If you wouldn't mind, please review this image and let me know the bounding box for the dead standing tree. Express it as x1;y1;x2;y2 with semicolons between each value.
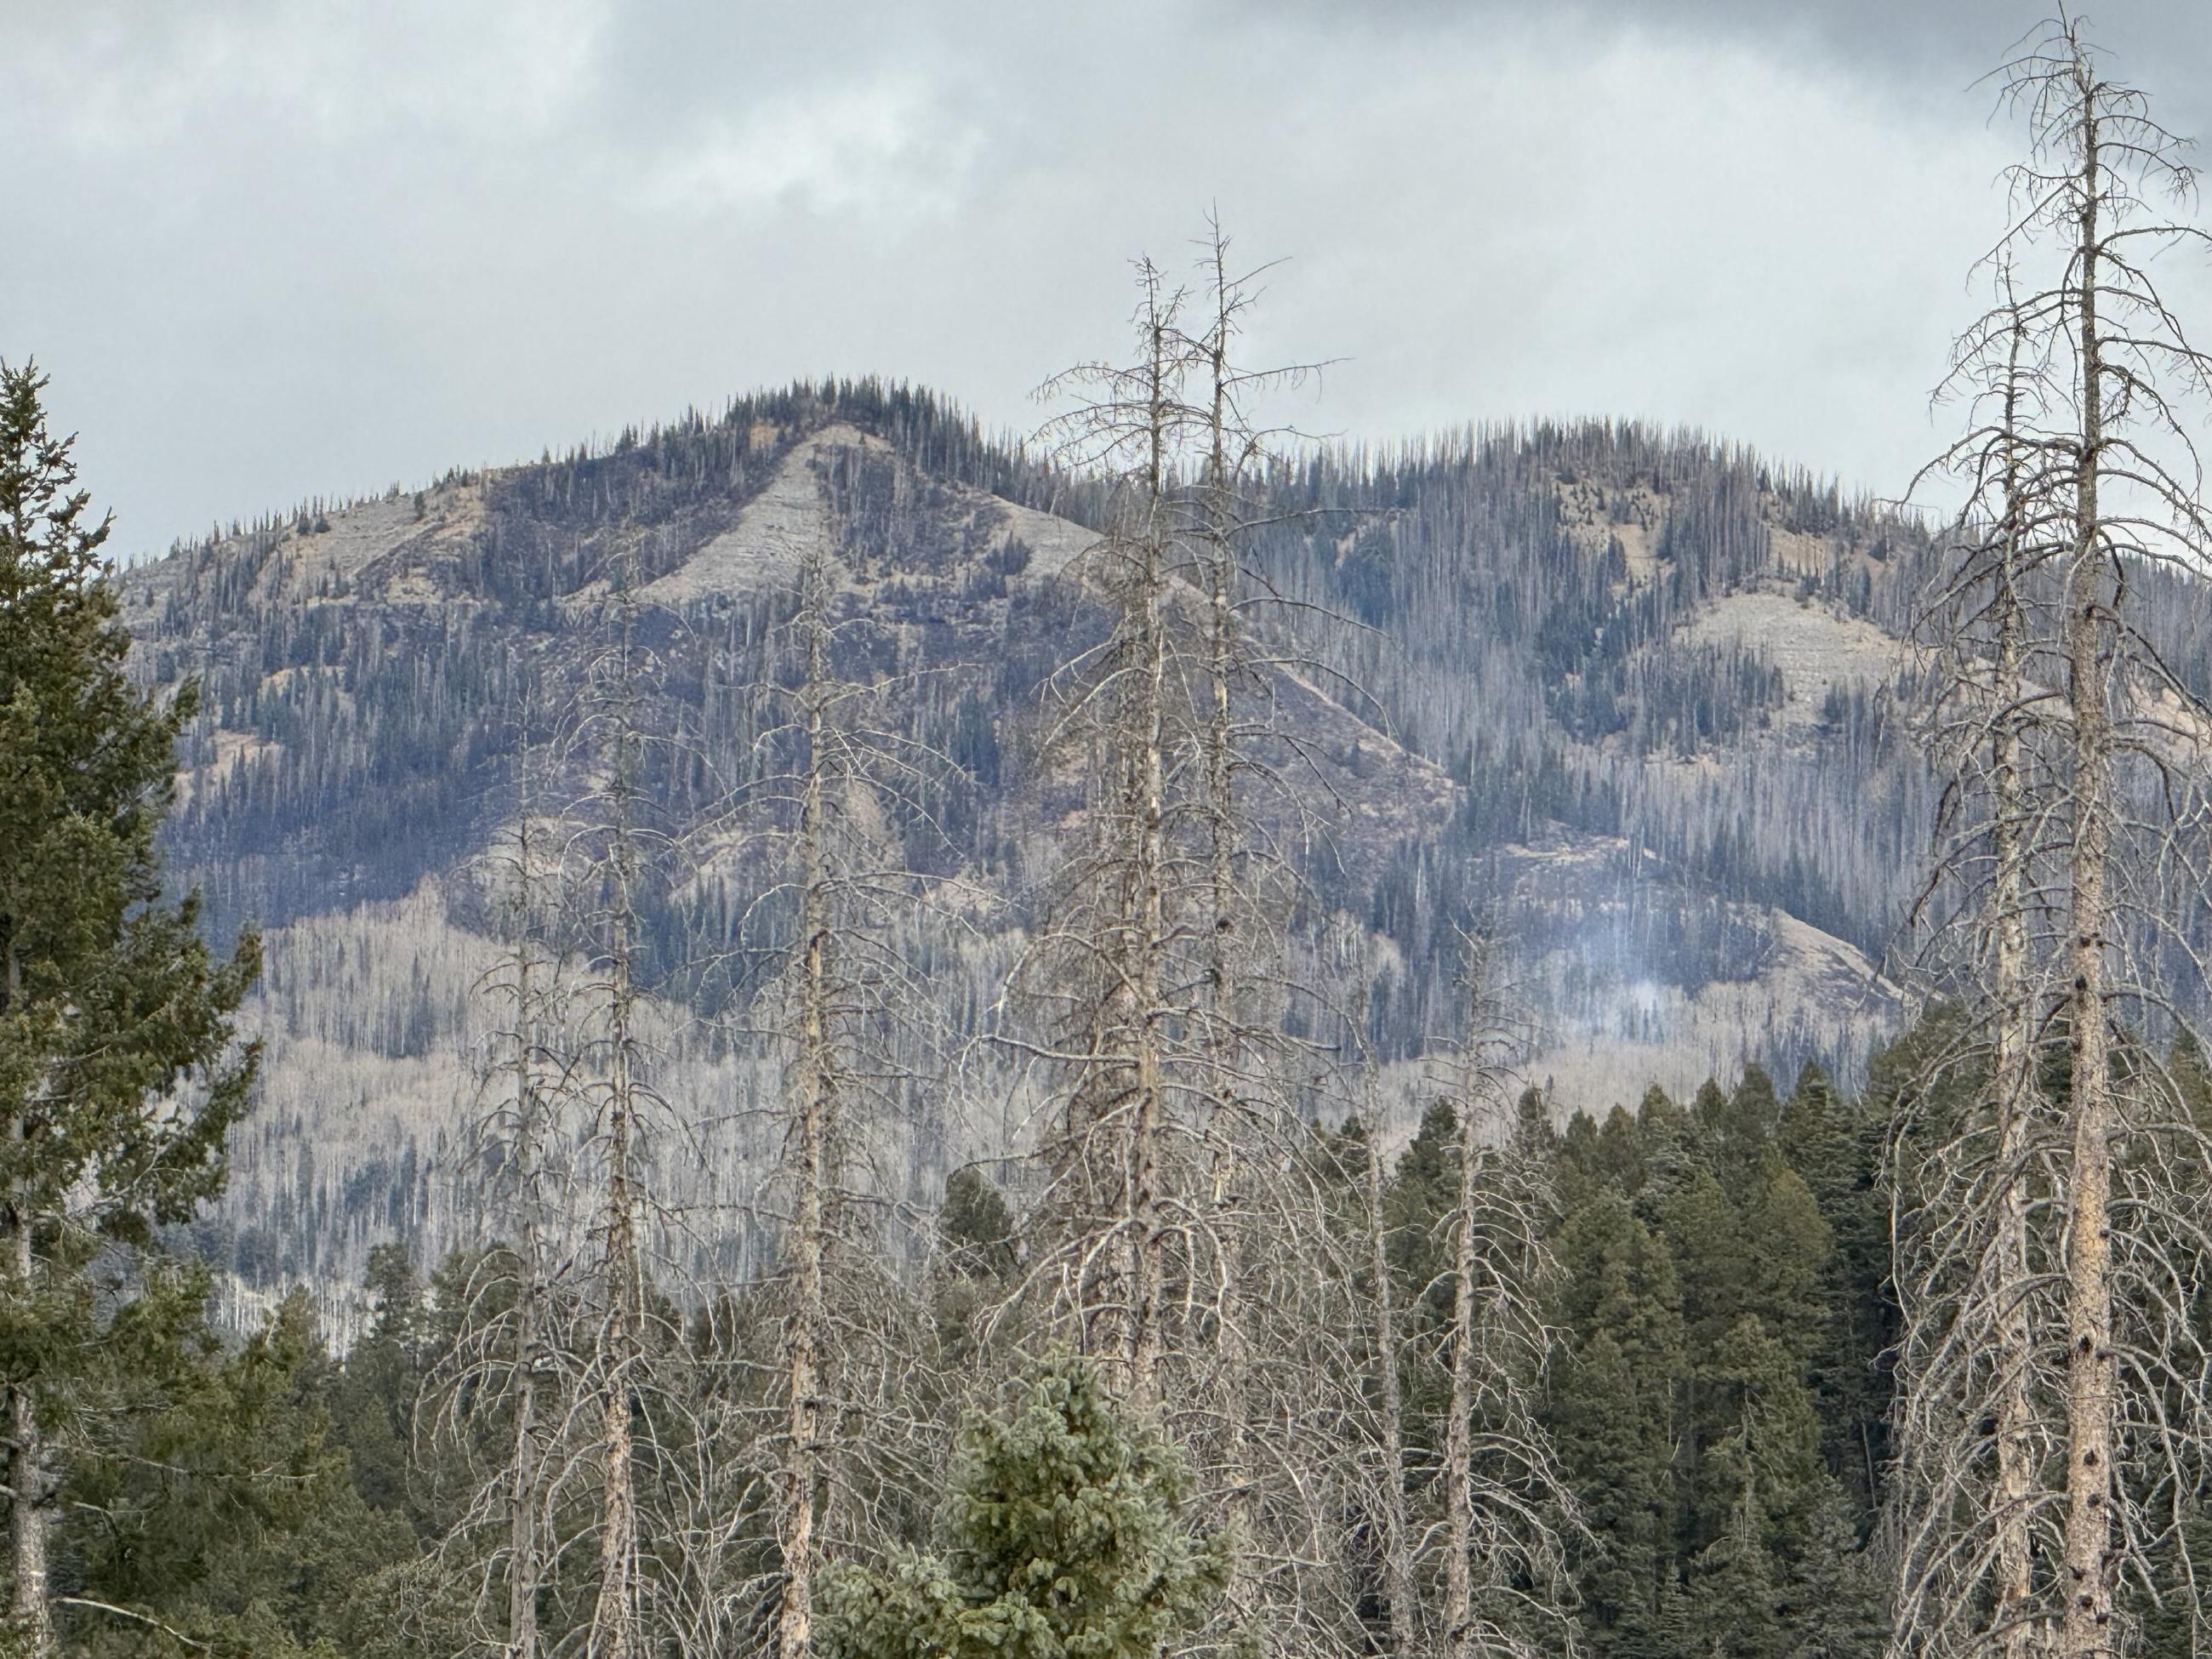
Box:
1006;226;1452;1657
430;587;740;1659
551;547;734;1658
1896;247;2086;1659
1359;1027;1419;1658
773;554;837;1659
1431;939;1575;1659
1167;219;1360;1648
758;545;959;1659
1893;15;2212;1658
426;683;594;1659
1333;942;1421;1659
1008;256;1195;1407
578;550;654;1659
681;531;969;1659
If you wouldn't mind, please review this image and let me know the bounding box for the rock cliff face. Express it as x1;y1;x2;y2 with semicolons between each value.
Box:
124;382;1930;1293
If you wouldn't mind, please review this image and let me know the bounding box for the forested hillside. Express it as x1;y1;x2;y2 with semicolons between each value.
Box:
122;376;1979;1299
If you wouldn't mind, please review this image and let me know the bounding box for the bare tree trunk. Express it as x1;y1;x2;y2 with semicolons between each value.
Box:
1432;952;1571;1659
590;581;644;1659
778;576;834;1659
1443;1083;1483;1659
6;1194;49;1659
1196;231;1256;1586
2059;83;2117;1657
506;1297;541;1659
1441;960;1500;1659
506;909;545;1659
1360;1062;1417;1655
1126;533;1167;1408
1028;259;1190;1406
1121;282;1177;1409
592;935;641;1659
1;935;50;1659
1988;308;2042;1659
1895;23;2212;1656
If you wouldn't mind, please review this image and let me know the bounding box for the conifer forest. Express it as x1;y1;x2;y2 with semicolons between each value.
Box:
14;10;2212;1659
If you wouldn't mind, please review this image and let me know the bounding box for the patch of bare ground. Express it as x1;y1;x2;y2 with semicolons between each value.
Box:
1679;588;1897;727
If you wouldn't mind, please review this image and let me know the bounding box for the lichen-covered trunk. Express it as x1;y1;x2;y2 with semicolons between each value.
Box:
1990;334;2041;1659
778;624;832;1659
2059;89;2117;1659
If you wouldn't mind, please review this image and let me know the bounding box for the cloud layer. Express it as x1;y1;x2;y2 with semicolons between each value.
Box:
6;1;2209;558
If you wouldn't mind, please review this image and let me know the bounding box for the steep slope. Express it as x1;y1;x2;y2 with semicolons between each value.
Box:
126;385;1923;1291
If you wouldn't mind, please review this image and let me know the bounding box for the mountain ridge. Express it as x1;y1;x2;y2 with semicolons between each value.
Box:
122;379;1925;1295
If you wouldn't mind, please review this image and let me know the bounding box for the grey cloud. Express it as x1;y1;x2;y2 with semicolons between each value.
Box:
1258;1;2209;102
3;0;2208;562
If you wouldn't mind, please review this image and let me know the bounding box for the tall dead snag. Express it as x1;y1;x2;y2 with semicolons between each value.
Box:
556;548;699;1658
1170;217;1342;1645
1191;221;1261;1611
589;555;648;1659
499;858;554;1659
1348;974;1418;1656
1985;301;2043;1659
1434;940;1575;1659
1017;257;1190;1406
1895;15;2212;1658
773;548;836;1659
1898;271;2071;1659
691;528;963;1659
1015;226;1393;1656
761;543;950;1659
429;687;584;1659
2051;36;2119;1650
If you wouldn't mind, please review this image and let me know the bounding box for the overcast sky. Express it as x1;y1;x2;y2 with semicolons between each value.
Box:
7;1;2211;562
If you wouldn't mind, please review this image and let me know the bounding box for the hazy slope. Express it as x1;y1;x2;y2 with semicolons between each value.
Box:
125;383;1917;1292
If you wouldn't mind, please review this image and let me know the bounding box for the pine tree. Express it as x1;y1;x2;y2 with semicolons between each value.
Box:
1776;1489;1888;1659
1548;1192;1687;1659
1781;1063;1891;1516
941;1168;1018;1286
62;1286;415;1656
817;1352;1230;1659
0;361;260;1656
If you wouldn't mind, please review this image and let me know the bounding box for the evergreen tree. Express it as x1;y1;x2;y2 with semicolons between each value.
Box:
941;1167;1018;1286
1775;1490;1888;1659
325;1245;435;1528
1686;1482;1782;1659
1548;1192;1687;1659
1546;1066;1885;1659
817;1352;1230;1659
62;1287;415;1657
0;361;259;1655
1780;1063;1891;1515
1382;1099;1462;1329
